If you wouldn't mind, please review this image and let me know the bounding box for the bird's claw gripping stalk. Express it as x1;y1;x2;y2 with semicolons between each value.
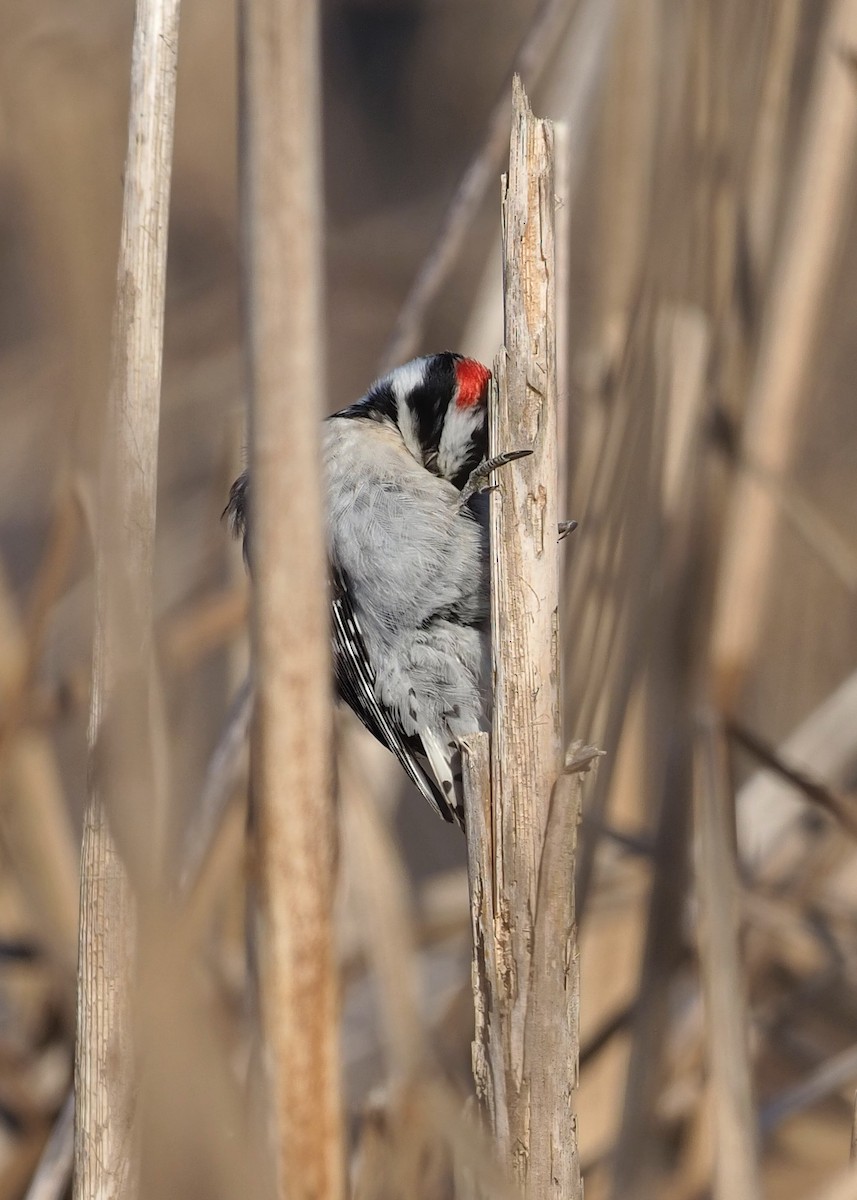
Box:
460;449;533;507
461;452;578;543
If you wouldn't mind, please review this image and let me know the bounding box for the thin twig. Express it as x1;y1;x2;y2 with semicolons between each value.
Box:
381;0;580;368
738;450;857;593
736;668;857;879
460;0;622;367
728;719;857;840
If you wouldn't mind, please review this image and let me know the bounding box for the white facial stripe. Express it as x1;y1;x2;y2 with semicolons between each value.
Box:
389;358;428;464
438;403;482;480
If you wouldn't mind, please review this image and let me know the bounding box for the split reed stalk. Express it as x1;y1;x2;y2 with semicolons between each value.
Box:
239;0;344;1195
462;77;581;1200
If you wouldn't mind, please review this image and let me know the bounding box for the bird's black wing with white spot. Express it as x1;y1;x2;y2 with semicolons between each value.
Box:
330;566;456;823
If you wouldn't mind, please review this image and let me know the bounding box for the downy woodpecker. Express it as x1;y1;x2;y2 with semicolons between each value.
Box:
226;352;528;826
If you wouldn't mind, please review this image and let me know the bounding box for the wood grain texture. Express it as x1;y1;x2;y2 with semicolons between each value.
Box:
490;74;561;934
491;78;568;1197
462;78;582;1200
74;1;180;1197
239;0;344;1196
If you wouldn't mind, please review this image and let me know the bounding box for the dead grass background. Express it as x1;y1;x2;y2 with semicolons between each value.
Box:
0;1;856;1197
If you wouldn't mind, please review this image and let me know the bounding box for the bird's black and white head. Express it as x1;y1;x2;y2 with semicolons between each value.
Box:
339;352;491;490
224;353;492;561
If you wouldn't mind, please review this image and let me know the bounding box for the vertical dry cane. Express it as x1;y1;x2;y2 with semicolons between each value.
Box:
239;0;344;1197
74;1;181;1198
462;76;582;1200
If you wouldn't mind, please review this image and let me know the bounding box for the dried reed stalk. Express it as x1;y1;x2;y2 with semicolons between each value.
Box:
462;77;581;1200
239;0;343;1195
490;81;560;881
693;713;761;1200
73;0;180;1196
711;0;857;711
566;301;669;921
608;304;712;1198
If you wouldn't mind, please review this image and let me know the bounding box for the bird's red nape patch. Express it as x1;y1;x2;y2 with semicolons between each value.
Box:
454;358;490;409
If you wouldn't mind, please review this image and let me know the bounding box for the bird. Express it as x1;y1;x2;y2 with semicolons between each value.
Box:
225;352;529;826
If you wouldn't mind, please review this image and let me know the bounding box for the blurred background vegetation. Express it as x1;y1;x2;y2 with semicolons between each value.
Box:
1;1;857;1197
